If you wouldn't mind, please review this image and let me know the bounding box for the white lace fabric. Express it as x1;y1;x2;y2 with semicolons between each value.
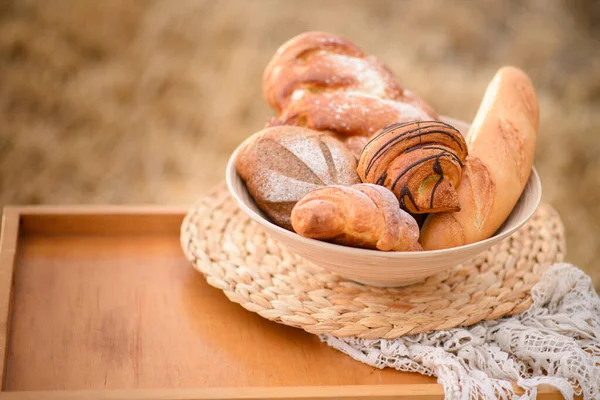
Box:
320;264;600;400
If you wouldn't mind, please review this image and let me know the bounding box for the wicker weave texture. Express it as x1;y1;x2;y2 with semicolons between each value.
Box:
181;184;566;339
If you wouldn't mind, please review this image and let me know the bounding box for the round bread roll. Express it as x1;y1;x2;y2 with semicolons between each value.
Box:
235;126;360;230
420;66;539;250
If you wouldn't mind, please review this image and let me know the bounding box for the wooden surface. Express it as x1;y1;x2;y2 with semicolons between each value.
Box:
14;206;186;236
0;207;568;399
4;208;435;392
0;385;568;400
0;209;19;388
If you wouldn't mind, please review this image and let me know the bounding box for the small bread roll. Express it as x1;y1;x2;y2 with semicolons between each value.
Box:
420;66;539;250
291;183;422;251
235;126;360;230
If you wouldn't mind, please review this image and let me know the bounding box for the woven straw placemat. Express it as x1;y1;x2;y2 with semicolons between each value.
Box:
180;184;566;339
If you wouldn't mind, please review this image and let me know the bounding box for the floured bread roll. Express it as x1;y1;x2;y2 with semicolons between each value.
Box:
235;126;360;230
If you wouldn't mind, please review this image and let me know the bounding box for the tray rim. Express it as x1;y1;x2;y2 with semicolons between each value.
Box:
0;206;565;399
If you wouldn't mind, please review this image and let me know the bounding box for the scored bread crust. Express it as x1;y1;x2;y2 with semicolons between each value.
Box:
235;125;360;230
420;66;539;250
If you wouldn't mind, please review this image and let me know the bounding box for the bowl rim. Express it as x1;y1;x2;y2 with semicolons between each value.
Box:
225;120;542;257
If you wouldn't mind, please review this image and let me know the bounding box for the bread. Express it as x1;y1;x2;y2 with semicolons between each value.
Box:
329;133;370;160
267;91;436;138
235;125;360;230
357;121;468;214
264;31;402;110
263;31;437;139
291;183;422;251
420;66;539;250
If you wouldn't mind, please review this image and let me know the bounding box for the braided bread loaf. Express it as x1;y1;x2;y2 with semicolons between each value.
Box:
263;32;438;149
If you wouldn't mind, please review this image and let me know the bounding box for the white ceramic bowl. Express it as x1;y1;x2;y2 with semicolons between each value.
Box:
226;118;542;287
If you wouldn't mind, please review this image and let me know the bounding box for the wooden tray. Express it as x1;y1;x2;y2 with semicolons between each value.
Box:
0;206;565;399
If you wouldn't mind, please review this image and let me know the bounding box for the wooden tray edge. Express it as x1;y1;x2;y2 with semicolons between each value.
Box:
0;207;568;399
0;209;19;391
0;384;567;400
2;206;188;236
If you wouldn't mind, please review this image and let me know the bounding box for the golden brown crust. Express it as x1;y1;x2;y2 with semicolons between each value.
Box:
419;213;465;250
420;66;539;250
263;31;402;111
340;135;370;160
266;91;435;138
357;121;468;214
235;126;360;230
263;31;438;138
353;184;422;251
291;183;422;251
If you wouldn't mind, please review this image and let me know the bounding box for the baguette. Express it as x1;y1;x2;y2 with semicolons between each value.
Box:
420;66;539;250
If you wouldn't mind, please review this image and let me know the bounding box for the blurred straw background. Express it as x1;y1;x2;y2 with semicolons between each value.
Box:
1;0;599;288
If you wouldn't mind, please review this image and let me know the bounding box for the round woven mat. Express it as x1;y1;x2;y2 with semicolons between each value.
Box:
180;183;566;339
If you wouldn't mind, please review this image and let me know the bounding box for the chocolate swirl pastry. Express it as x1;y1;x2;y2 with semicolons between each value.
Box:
357;121;468;214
